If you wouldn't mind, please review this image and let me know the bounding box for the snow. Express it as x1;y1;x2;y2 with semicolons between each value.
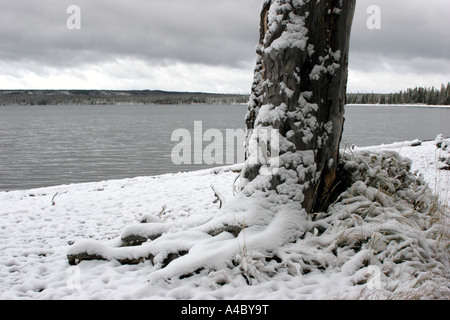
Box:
310;53;341;80
0;137;449;300
263;1;310;54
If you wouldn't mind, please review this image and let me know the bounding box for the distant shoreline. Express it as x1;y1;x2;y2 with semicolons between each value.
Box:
347;103;450;108
1;89;450;107
0;89;250;106
2;102;449;108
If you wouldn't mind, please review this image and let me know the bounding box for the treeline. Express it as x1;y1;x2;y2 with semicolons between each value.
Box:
347;83;450;105
0;90;250;106
3;84;450;106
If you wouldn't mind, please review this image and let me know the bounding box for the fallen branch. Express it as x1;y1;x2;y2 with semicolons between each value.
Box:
51;192;59;206
211;185;226;209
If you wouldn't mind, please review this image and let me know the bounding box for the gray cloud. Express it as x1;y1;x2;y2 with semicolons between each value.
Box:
0;0;262;68
350;0;450;70
0;0;449;92
347;0;450;92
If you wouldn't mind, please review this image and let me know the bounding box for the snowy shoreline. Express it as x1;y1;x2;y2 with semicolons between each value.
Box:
0;138;448;300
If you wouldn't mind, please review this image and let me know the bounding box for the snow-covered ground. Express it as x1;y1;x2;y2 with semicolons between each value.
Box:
0;138;448;300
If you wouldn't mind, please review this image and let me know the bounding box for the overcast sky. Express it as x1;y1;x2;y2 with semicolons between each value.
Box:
0;0;449;93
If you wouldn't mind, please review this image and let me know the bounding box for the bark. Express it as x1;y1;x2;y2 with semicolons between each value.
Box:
242;0;356;213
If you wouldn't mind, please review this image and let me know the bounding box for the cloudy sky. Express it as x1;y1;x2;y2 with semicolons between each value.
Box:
0;0;449;94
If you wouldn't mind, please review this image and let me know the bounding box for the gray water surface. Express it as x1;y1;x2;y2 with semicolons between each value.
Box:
0;104;448;191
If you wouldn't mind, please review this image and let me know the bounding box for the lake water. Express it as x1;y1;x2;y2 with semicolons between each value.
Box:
0;104;449;191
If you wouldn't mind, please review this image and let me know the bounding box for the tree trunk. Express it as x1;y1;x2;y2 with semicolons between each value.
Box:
241;0;356;213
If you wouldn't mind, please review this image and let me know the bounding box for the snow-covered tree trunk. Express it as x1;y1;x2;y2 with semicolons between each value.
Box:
242;0;356;213
66;3;450;298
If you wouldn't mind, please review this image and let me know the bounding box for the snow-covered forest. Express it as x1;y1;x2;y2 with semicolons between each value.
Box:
0;90;249;106
347;83;450;105
2;83;450;106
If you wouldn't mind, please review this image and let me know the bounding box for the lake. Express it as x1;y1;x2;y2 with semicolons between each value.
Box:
0;104;449;191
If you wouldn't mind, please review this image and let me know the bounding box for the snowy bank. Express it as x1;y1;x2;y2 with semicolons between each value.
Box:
0;138;448;300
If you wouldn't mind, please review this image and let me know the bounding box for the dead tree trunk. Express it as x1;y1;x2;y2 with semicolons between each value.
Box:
242;0;356;213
